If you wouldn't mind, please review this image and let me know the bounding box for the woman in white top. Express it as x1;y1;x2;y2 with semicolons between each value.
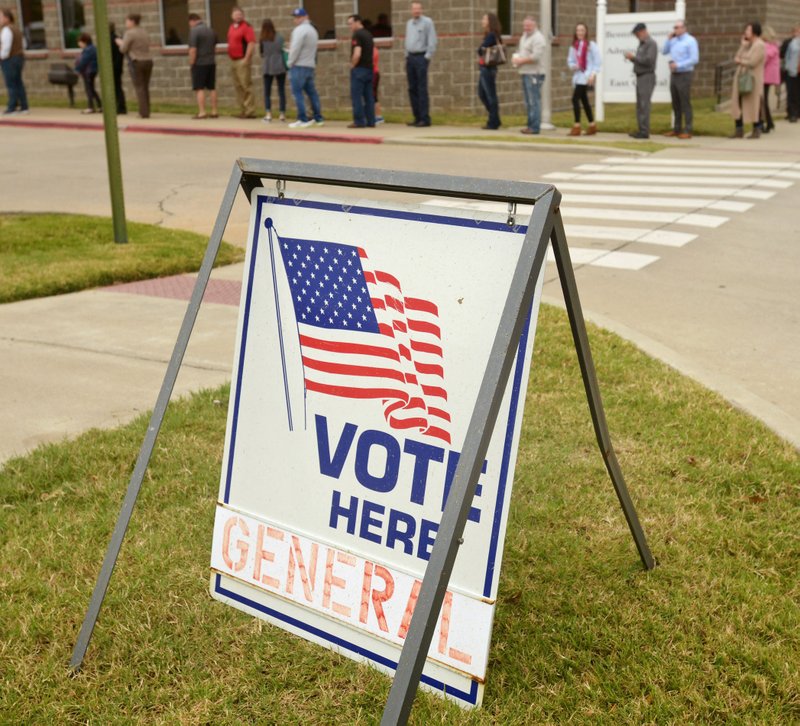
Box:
567;22;601;135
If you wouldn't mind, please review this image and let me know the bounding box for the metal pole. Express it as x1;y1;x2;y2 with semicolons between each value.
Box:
595;0;606;123
539;0;554;130
69;165;242;671
549;211;655;571
92;0;127;244
380;190;559;725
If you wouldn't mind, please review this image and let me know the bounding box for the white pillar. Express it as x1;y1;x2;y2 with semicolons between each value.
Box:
675;0;686;21
540;0;554;130
595;0;607;122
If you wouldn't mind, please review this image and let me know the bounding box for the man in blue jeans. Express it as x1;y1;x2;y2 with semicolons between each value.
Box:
404;2;437;127
513;15;546;134
287;8;323;128
346;15;375;128
0;8;29;115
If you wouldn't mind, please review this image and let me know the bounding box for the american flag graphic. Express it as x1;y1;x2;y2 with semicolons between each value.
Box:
275;234;451;445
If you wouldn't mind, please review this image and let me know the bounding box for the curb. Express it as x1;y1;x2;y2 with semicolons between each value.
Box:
0;118;385;145
384;136;650;156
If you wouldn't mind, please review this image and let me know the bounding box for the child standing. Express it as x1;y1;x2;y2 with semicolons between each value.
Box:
75;32;101;114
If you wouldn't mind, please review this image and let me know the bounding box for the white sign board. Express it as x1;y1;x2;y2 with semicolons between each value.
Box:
210;190;545;708
602;12;677;103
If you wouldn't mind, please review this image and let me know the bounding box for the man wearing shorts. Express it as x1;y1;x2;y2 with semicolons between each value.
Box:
188;13;218;118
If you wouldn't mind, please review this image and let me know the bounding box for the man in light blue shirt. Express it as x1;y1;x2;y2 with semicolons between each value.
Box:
662;19;699;138
404;1;437;126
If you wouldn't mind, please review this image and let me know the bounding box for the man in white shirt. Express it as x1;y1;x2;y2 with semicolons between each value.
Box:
512;15;546;134
0;8;29;115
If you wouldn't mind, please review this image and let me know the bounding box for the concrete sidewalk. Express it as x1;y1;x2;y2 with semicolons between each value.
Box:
0;105;704;155
1;110;798;463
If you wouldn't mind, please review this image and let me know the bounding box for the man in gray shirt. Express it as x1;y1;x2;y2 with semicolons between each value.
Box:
287;7;323;127
188;13;218;119
513;15;546;134
625;22;658;138
404;1;437;126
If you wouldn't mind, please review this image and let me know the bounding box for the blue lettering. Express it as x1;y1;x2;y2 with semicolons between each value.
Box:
443;450;486;523
386;509;417;555
404;439;445;505
315;415;357;479
355;429;400;493
359;500;385;544
329;490;358;534
417;518;439;561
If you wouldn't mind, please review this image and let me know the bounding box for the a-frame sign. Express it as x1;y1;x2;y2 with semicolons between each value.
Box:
70;160;655;725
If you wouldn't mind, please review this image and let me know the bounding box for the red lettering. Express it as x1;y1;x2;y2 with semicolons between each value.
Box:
397;579;422;640
221;515;249;572
286;535;318;601
253;524;283;589
323;549;355;618
438;591;472;665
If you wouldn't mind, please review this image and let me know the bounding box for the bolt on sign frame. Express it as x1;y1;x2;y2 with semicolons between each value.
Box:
70;159;656;725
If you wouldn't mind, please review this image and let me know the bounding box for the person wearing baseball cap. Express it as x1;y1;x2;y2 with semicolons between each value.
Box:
624;22;657;138
287;7;324;127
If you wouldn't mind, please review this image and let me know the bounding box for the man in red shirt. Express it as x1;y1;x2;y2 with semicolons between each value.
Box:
227;6;256;118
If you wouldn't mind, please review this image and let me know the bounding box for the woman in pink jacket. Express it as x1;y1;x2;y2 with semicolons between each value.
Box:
762;26;780;133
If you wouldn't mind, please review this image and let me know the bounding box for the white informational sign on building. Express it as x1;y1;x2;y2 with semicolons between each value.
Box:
601;12;677;103
209;190;546;709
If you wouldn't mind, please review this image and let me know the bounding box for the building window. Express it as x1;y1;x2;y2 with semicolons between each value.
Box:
59;0;85;48
629;1;639;10
551;0;558;37
497;0;510;35
303;0;335;40
357;0;392;37
161;0;189;45
207;0;230;44
16;0;46;49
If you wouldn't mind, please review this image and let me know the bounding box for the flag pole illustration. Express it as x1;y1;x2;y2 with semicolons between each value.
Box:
266;213;451;444
265;217;295;431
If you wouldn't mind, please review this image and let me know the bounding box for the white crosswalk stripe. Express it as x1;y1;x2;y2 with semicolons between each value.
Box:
424;155;793;272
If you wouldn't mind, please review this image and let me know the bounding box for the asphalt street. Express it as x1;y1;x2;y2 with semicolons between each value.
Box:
1;111;798;460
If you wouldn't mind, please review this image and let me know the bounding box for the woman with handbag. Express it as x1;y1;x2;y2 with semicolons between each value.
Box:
567;22;601;136
477;13;504;130
730;22;765;139
260;19;287;123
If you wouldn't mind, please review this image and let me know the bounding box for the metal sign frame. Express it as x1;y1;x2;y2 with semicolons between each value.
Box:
69;159;655;724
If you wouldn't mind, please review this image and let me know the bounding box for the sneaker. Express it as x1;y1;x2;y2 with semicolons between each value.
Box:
279;113;286;122
81;108;97;114
263;113;272;123
1;108;17;115
375;116;385;125
313;119;324;127
17;108;29;115
288;119;308;128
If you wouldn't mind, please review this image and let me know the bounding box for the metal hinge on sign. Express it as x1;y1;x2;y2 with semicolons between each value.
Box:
276;179;286;199
507;201;516;227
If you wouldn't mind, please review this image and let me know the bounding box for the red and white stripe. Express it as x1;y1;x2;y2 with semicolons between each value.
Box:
298;248;451;444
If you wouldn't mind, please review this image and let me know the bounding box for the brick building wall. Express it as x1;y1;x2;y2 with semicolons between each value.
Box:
12;0;800;120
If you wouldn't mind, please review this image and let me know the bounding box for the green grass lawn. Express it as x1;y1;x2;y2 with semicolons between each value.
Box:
426;134;668;153
552;97;733;137
0;214;244;304
6;93;735;136
1;304;797;723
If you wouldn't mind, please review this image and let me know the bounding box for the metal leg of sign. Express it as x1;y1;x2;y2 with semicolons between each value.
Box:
549;210;656;572
69;164;244;672
380;190;560;726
